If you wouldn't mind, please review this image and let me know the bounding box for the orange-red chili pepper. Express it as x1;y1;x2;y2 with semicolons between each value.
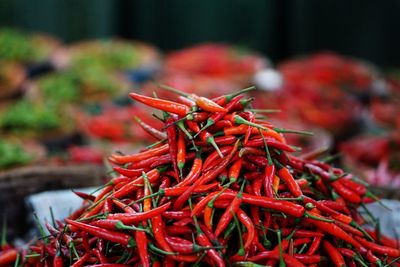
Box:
277;166;302;197
110;144;169;164
129;92;190;116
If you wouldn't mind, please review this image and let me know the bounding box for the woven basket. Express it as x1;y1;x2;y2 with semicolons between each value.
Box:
0;164;106;239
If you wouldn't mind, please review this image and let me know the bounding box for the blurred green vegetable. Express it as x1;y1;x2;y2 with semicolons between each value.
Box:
0;141;32;168
38;72;79;103
0;100;60;132
71;40;139;71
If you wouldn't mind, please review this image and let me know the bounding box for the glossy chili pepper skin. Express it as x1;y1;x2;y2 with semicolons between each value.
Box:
129;92;190;116
322;240;346;267
65;219;132;246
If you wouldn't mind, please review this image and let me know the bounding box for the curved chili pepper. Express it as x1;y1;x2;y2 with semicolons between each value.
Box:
151;215;198;263
112;169;160;199
200;95;244;132
110;144;169;164
340;177;367;195
331;179;361;204
107;202;171;224
304;214;362;249
214;187;243;237
191;190;304;218
177;155;202;187
203;146;233;171
133;116;166;140
245;137;296;152
236;209;255;250
112;167;147;178
277;166;302;197
65;219;132;246
0;249;18;266
355;236;400;257
70;252;90;267
174;141;239;210
322;240;346;267
228;158;243;183
129;92;190;116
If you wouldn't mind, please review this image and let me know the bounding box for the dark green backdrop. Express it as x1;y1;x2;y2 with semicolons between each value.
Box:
1;0;400;67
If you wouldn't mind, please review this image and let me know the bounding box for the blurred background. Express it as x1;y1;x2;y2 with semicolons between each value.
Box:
1;0;400;239
2;0;400;65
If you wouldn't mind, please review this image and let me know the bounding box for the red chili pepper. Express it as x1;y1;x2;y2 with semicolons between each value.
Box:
355;236;400;257
107;202;171;224
70;252;90;267
322;240;346;267
174;141;239;210
65;219;132;246
340;177;367;195
177;130;186;177
177;95;196;107
277;166;302;197
112;169;160;199
165;116;179;177
237;208;255;250
228;158;243;183
151;215;198;263
177;155;202;187
135;224;150;267
305;213;362;249
194;224;225;267
191;94;227;113
110;144;169;164
263;164;275;198
366;250;382;266
306;235;322;255
203;146;233;171
0;249;18;266
129;92;190;116
245;137;296;152
331;179;361;204
252;178;263;196
133;116;166;140
214;188;243;237
294;254;325;264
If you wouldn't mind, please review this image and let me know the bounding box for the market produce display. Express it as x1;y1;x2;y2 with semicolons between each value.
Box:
1;89;399;267
252;52;378;137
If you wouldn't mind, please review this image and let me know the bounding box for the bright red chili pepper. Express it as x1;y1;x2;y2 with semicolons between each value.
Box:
331;179;361;204
0;249;18;266
65;219;132;246
322;240;346;267
305;213;362;249
355;236;400;257
107;202;171;224
277;166;302;197
110;144;169;164
135;224;150;267
214;189;243;237
263;164;275;198
176;130;186;177
129;92;190;116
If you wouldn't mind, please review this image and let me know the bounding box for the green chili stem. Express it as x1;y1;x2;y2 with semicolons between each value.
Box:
232;212;245;256
277;230;286;267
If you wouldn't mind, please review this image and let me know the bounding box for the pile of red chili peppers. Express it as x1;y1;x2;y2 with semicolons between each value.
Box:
1;87;400;267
